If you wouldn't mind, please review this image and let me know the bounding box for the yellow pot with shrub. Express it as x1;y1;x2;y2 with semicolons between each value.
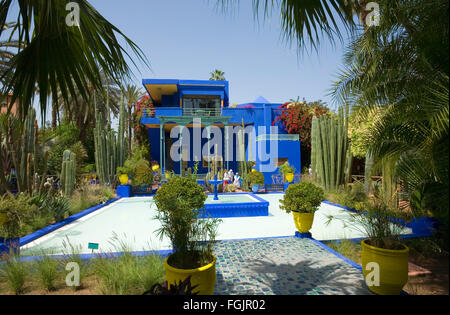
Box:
118;174;129;185
361;239;410;295
279;182;325;234
285;173;295;183
328;202;411;295
164;255;217;295
279;161;296;183
153;176;220;295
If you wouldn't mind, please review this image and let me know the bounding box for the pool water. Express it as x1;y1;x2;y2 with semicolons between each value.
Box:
205;194;260;204
21;194;412;256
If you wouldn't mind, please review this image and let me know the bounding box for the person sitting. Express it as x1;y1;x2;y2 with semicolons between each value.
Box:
233;173;241;188
228;169;234;183
223;170;230;186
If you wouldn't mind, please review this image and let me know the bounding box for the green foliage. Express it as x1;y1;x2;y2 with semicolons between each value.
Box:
68;184;114;216
133;160;153;186
280;182;325;214
248;170;265;186
348;107;379;159
224;184;237;193
327;200;411;250
120;145;153;186
144;276;199;296
326;240;361;265
93;236;165;295
335;182;368;212
331;0;449;246
43;121;82;177
0;193;36;239
34;253;59;291
0;255;28;295
279;161;295;175
0;0;148;122
154;176;220;269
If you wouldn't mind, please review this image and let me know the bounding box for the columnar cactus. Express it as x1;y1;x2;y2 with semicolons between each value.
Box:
16;108;37;193
61;150;76;196
311;106;350;190
94;92;128;185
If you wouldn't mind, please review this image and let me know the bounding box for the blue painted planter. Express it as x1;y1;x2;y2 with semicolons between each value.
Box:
0;238;20;257
252;185;260;193
117;185;132;198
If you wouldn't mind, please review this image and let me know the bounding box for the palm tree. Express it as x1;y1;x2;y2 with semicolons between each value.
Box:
209;69;226;81
331;0;449;225
218;0;361;51
0;0;148;121
0;22;20;87
122;84;144;156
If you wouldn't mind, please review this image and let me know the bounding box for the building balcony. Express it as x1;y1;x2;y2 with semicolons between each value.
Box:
182;108;222;117
143;107;222;118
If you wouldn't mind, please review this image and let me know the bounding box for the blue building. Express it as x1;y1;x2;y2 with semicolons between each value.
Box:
140;79;301;185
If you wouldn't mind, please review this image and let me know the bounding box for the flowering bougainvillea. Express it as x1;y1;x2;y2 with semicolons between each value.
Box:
273;99;330;149
134;95;154;147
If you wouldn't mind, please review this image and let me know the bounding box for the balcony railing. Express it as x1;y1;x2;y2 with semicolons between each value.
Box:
142;107;222;118
182;108;222;117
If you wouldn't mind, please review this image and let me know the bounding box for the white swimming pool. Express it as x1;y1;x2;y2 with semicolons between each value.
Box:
21;194;412;255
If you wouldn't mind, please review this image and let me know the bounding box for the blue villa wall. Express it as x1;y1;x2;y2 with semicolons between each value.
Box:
141;79;301;184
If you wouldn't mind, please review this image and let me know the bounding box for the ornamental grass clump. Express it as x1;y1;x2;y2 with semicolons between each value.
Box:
153;176;221;270
326;199;411;250
34;252;59;292
279;182;325;214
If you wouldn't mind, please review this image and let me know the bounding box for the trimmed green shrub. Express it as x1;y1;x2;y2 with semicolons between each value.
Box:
248;170;265;186
280;182;325;214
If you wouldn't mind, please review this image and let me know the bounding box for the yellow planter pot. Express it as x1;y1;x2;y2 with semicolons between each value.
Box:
118;174;129;185
285;173;294;183
361;239;409;295
293;212;315;233
164;255;217;295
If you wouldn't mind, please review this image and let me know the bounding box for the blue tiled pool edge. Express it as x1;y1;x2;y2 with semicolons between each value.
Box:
17;197;121;248
203;193;269;218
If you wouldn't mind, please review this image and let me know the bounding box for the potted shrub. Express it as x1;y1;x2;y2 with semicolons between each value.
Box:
327;201;411;295
279;162;295;183
248;170;264;193
153;176;221;295
0;194;35;257
279;182;325;233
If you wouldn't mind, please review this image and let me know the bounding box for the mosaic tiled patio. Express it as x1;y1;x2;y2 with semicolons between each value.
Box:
213;237;372;295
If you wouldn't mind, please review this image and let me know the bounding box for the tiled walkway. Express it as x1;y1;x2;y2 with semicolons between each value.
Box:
214;237;372;295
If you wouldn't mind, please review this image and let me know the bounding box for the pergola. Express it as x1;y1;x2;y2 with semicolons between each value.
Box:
157;115;232;176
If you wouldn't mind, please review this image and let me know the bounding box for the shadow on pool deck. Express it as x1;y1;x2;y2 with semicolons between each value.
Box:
213;238;372;295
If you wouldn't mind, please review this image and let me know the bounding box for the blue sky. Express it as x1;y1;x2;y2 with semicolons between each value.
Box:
90;0;350;108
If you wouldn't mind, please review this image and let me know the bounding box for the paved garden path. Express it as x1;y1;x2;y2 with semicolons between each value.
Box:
213;237;372;295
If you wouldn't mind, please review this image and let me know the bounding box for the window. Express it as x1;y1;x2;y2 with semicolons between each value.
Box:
183;95;221;110
275;158;289;167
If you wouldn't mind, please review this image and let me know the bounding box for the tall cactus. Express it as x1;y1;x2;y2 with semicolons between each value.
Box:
61;150;76;196
94;92;128;185
311;106;350;190
19;109;37;193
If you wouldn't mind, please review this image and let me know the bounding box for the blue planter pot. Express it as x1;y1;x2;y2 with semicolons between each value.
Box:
0;238;20;257
252;185;260;193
